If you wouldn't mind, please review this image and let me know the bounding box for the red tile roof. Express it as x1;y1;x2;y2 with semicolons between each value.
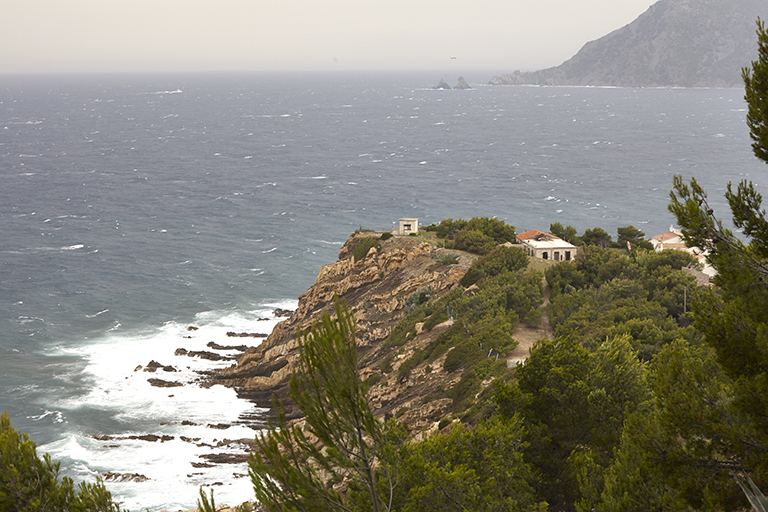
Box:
516;229;559;241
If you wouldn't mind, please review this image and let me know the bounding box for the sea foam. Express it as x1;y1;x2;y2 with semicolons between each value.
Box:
41;302;296;510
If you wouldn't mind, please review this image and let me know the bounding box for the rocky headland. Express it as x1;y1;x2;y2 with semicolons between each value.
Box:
489;0;766;88
208;233;480;433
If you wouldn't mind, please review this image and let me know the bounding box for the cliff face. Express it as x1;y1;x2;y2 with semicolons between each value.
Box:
490;0;766;88
211;234;473;432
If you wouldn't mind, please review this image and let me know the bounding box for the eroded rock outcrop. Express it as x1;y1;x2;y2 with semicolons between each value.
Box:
210;235;473;430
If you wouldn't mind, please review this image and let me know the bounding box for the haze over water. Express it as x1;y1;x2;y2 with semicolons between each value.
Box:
1;71;764;509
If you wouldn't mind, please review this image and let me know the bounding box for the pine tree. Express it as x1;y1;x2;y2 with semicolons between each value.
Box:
249;296;400;512
744;18;768;165
667;16;768;505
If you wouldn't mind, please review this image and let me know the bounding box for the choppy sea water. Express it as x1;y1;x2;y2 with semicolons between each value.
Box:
1;71;765;510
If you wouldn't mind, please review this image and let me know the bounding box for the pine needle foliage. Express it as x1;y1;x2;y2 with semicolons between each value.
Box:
0;411;122;512
249;296;399;512
744;18;768;165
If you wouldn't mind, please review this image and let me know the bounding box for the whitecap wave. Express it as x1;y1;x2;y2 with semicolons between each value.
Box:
147;89;182;95
43;303;295;510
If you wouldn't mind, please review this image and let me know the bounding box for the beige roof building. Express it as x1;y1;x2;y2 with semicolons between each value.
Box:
516;229;577;262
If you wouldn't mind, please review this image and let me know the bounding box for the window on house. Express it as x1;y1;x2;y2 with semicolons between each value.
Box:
565;251;571;261
542;252;548;260
554;251;560;261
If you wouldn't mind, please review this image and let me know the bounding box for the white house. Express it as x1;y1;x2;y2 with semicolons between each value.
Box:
651;225;715;277
516;229;577;261
396;218;419;236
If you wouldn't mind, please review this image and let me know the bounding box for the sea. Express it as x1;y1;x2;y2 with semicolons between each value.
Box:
1;71;765;510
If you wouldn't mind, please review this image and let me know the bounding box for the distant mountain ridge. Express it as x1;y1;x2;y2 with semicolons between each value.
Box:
490;0;766;88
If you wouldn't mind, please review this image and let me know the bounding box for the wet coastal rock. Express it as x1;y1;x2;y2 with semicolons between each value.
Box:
103;472;150;483
225;331;267;338
147;378;184;388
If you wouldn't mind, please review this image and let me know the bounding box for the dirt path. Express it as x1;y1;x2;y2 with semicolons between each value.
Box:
507;277;554;366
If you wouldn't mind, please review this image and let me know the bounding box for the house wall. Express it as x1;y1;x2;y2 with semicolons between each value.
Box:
398;218;419;235
525;244;575;261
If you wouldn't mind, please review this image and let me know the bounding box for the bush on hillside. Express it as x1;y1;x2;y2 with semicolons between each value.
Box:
353;237;378;262
475;246;529;276
0;411;122;512
435;217;516;255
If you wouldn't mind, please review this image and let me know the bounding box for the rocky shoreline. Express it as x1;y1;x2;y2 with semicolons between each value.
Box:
90;308;298;511
107;233;478;509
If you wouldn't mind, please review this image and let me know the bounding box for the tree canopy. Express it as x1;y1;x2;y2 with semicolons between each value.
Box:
661;17;768;509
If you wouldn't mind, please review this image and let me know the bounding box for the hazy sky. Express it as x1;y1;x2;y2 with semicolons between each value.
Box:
1;0;659;74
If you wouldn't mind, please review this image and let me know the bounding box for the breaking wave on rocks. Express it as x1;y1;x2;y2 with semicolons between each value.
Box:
38;301;295;511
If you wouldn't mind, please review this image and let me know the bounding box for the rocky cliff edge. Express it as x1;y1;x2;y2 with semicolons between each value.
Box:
210;234;474;433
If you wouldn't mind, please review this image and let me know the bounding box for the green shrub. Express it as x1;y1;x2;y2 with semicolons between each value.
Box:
380;232;393;241
0;411;122;512
385;306;429;347
453;229;496;255
366;372;382;387
523;307;542;328
476;246;529;276
398;350;424;382
351;227;375;237
405;287;432;313
422;309;449;332
444;340;485;373
380;353;395;374
435;253;460;265
435;217;515;244
472;359;496;381
459;267;485;288
422;321;469;363
450;370;482;410
472;316;518;356
353;237;378;262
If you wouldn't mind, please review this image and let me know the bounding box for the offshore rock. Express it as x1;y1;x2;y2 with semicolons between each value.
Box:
103;472;150;483
207;342;248;351
209;234;474;431
225;331;267;338
147;378;183;388
434;79;451;89
454;76;471;89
